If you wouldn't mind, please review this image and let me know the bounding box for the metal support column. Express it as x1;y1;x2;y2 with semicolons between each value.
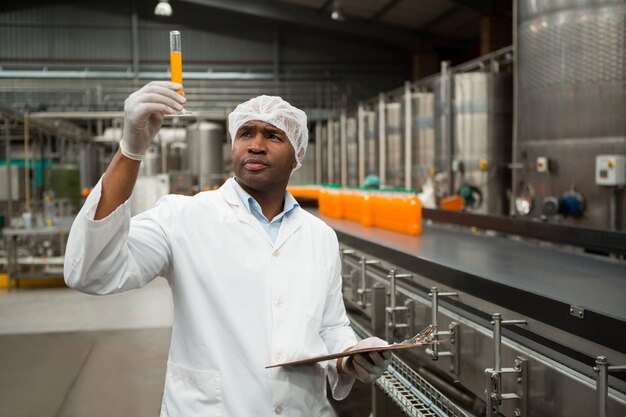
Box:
327;120;334;184
594;356;626;417
425;287;459;373
315;121;322;183
385;268;413;342
440;61;454;196
485;313;528;417
357;103;365;187
4;118;13;224
378;93;386;187
404;81;412;190
340;110;347;187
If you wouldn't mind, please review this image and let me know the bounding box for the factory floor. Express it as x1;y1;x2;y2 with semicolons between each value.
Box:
0;279;376;417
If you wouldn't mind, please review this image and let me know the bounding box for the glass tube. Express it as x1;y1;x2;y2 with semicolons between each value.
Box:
170;31;183;95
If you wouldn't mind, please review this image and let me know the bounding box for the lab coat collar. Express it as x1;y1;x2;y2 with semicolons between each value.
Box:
218;178;302;249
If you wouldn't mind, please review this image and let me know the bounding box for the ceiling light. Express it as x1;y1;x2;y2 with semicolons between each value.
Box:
155;0;173;17
331;1;345;21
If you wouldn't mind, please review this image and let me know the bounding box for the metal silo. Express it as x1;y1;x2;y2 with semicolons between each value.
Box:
453;72;512;214
319;121;329;183
412;92;436;190
346;116;359;187
364;109;378;180
385;102;404;188
186;122;224;190
332;119;341;184
515;0;626;229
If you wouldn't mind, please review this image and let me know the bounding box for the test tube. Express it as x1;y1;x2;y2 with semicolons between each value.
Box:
170;30;183;95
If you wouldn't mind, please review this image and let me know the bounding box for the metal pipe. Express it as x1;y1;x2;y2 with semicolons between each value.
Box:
357;103;365;187
131;5;140;81
315;121;322;184
4;118;13;224
272;26;280;81
340;110;347;187
511;0;519;215
609;187;618;231
431;287;439;357
492;313;502;372
595;356;608;417
404;81;412;190
441;61;454;196
389;268;397;310
378;92;386;186
327;119;334;184
359;256;367;307
23;111;30;211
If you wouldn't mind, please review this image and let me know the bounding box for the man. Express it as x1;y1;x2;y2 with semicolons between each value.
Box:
64;81;390;416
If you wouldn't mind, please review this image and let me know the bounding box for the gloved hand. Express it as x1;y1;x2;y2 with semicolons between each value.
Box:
120;81;186;161
338;337;391;383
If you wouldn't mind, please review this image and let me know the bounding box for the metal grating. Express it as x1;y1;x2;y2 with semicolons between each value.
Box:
350;318;472;417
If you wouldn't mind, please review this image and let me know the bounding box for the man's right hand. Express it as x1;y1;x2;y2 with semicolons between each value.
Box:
120;81;186;161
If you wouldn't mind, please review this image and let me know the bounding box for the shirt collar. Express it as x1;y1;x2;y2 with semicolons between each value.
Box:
231;178;299;221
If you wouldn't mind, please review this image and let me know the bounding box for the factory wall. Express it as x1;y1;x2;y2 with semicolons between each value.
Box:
0;0;409;103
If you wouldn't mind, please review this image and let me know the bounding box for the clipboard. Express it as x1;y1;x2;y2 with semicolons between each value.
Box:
265;341;431;368
265;324;437;369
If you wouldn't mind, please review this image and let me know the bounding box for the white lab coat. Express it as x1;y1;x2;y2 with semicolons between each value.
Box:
64;177;358;417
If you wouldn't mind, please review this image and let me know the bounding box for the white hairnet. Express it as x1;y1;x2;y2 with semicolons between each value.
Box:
228;95;308;170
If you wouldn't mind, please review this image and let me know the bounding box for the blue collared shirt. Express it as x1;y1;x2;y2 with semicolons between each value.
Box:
231;178;299;244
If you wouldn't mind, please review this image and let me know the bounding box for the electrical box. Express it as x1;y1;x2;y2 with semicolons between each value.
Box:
595;155;626;186
536;156;549;173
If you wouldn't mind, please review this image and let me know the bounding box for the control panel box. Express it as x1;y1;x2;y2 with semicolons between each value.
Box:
595;155;625;186
536;156;549;173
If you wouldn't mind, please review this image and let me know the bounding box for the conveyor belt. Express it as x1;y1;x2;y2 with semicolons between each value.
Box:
311;210;626;354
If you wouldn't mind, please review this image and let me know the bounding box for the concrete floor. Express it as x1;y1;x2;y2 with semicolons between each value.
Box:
0;278;382;417
0;278;173;417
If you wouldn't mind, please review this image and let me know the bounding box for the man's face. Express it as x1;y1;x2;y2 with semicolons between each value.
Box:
232;120;296;193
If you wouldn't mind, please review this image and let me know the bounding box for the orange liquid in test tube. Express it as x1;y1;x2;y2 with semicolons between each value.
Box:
170;51;183;94
170;31;184;95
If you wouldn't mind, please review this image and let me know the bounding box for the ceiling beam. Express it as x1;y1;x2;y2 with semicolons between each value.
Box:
317;0;334;13
444;0;494;14
178;0;418;49
419;6;459;31
368;0;402;23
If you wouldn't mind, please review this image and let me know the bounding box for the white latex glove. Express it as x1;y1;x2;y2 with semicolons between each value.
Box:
120;81;186;161
339;337;391;383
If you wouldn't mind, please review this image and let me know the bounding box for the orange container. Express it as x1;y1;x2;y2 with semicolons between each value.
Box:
372;191;422;235
360;193;374;227
440;195;464;211
342;190;364;223
318;187;343;218
288;185;321;200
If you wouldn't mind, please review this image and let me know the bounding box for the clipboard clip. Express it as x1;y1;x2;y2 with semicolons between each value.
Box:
397;324;437;345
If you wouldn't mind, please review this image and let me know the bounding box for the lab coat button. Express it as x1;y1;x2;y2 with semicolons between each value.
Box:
274;405;284;415
273;250;279;257
274;299;282;307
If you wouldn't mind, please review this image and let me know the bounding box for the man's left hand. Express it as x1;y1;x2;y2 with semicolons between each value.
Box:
338;337;391;383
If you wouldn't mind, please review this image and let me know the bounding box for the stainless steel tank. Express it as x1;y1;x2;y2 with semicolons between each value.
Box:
453;72;512;214
515;0;626;229
411;92;435;190
186;122;224;190
332;120;341;184
289;143;315;184
364;110;378;179
385;102;404;188
346;116;359;187
320;121;328;183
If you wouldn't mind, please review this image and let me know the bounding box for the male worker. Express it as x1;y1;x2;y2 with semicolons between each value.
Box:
64;81;390;416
